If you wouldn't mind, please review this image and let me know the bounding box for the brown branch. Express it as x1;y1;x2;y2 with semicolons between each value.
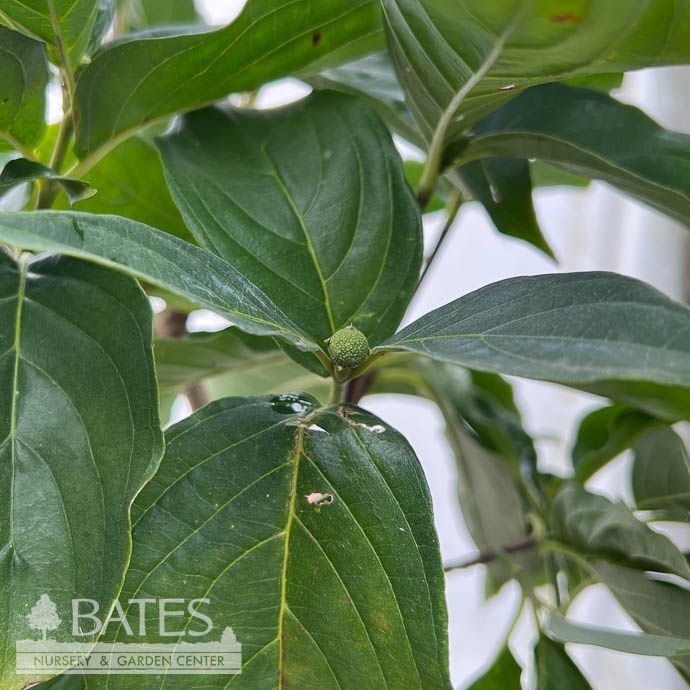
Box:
444;537;537;573
344;369;378;405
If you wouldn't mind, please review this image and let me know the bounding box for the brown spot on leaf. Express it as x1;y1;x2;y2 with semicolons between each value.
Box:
311;30;322;46
549;12;581;23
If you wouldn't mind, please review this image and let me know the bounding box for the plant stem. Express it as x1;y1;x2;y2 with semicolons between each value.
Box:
417;189;462;288
330;378;345;405
35;114;74;210
444;536;537;573
415;21;517;208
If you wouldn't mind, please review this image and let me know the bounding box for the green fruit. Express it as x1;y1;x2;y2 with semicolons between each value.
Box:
326;325;370;369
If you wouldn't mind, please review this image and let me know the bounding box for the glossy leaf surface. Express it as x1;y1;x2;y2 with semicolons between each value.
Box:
159;92;422;345
379;272;690;419
456;85;690;227
72;0;383;157
65;396;451;688
0;254;163;689
381;0;690;139
0;211;318;351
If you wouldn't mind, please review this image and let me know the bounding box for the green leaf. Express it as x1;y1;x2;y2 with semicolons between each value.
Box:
158;91;422;346
84;0;115;56
562;72;624;93
208;358;332;404
54;135;194;241
0;211;318;351
123;0;198;30
454;84;690;227
0;253;163;689
593;561;690;682
466;646;522;690
0;26;49;154
377;272;690;420
530;161;590;189
154;327;331;407
632;426;690;521
0;0;102;67
572;405;659;482
72;0;383;158
551;484;690;579
535;636;591;690
545;611;690;657
155;328;280;391
381;0;690;140
424;363;536;593
67;397;451;688
306;51;425;148
457;157;554;258
451;427;535;592
0;158;95;204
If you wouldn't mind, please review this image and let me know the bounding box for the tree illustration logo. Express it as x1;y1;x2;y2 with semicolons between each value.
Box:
27;594;61;641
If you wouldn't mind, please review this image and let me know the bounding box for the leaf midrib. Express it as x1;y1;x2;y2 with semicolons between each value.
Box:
278;423;305;688
261;147;336;334
8;256;26;554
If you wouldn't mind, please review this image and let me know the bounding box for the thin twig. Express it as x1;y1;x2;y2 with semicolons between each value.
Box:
35;114;74;209
444;537;537;573
417;189;463;288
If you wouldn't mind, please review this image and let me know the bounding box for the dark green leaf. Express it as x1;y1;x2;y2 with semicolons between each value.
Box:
54;135;194;241
0;26;49;154
70;397;451;688
551;484;690;579
0;0;102;67
593;561;690;681
73;0;383;157
422;361;536;471
0;253;163;689
450;427;535;593
381;0;690;140
458;157;554;257
466;646;522;690
632;426;690;521
545;611;690;657
423;363;536;593
158;91;422;346
572;405;659;482
0;211;318;351
306;51;424;147
535;636;591;690
378;272;690;420
455;85;690;227
0;158;94;204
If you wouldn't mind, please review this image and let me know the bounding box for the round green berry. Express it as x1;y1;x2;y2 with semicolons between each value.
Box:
327;325;370;369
